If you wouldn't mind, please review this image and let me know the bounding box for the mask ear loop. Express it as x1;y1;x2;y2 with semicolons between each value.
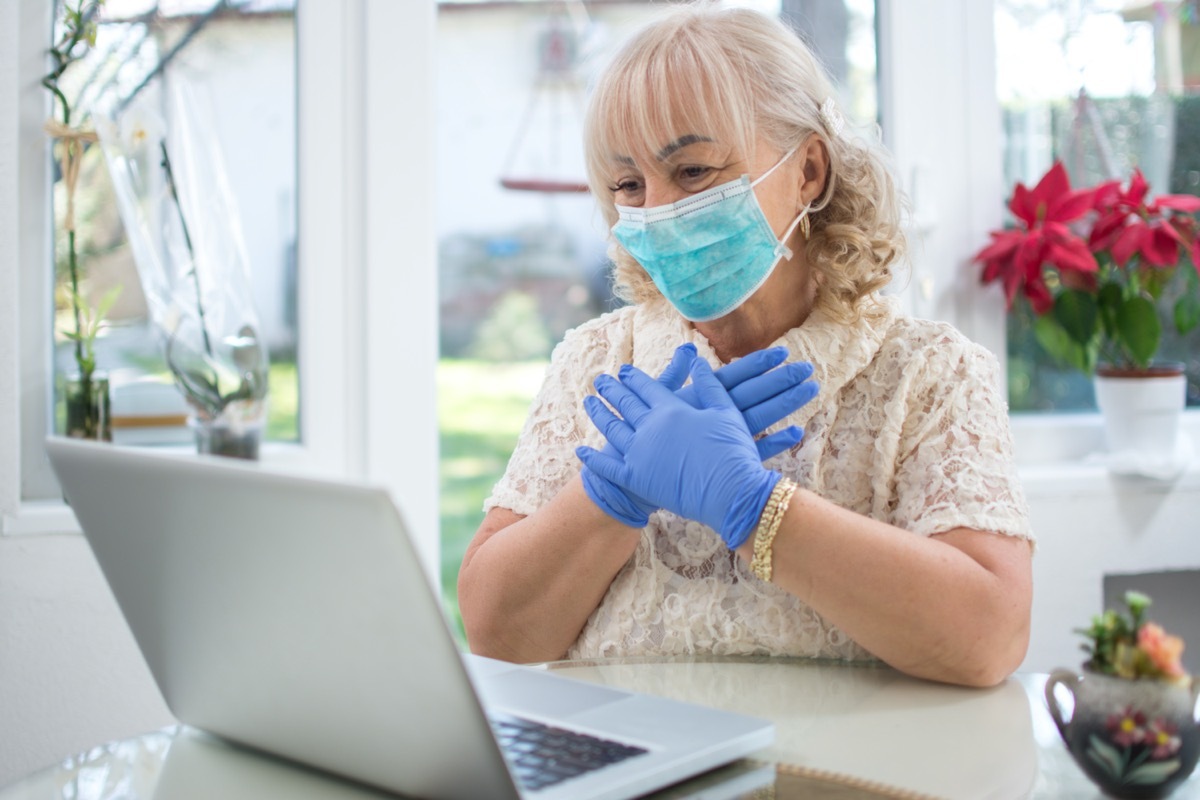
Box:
754;147;809;260
750;146;800;189
774;202;812;261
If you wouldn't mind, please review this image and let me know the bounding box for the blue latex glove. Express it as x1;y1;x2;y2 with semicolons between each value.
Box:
580;344;817;527
577;359;781;548
580;343;697;527
680;348;817;461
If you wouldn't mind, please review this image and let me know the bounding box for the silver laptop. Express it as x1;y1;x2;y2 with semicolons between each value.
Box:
46;437;773;800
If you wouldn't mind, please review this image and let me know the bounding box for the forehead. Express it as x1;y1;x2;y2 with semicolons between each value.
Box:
599;101;752;171
588;26;761;173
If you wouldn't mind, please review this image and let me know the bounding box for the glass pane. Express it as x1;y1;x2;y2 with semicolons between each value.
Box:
995;0;1200;411
48;0;298;445
436;0;878;637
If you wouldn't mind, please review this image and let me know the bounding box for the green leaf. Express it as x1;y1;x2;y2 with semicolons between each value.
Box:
1034;314;1095;373
1054;289;1099;345
1086;734;1127;780
1175;292;1200;335
1127;759;1182;785
1098;281;1124;339
1125;591;1151;618
1115;296;1161;368
95;285;122;320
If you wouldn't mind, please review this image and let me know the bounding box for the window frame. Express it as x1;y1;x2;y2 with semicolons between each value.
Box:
877;0;1200;471
0;0;440;579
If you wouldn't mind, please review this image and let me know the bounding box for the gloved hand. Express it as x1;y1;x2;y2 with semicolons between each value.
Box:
577;359;781;548
580;343;697;527
680;347;817;461
580;344;817;527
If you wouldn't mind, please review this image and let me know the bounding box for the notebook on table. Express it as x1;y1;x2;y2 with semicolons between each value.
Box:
46;437;773;800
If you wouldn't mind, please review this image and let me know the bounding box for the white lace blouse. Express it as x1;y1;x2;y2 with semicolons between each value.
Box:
483;294;1033;662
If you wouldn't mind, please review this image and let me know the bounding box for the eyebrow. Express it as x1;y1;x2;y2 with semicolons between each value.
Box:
656;134;714;160
610;134;716;171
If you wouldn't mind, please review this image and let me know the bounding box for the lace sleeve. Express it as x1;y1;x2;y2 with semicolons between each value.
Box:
891;338;1033;541
483;311;633;517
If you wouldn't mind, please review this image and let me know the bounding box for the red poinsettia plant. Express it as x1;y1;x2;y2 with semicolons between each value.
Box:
973;162;1200;374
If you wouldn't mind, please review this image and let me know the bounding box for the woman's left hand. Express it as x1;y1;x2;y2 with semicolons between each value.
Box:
577;359;780;548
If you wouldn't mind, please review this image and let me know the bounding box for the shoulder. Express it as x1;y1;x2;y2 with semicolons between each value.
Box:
851;311;1004;414
881;313;1000;381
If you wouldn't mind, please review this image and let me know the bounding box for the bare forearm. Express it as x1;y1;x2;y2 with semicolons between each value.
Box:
738;489;1032;687
458;477;641;664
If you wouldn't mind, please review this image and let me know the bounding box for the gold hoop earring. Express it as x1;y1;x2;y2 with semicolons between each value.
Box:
799;212;811;240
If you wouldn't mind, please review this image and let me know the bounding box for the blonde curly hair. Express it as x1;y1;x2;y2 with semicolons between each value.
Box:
584;4;907;322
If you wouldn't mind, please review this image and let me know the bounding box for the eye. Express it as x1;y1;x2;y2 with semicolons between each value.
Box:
678;165;713;181
609;177;644;202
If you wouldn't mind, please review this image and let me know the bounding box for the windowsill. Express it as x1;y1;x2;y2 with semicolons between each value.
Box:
1013;410;1200;497
8;413;1199;536
2;441;322;538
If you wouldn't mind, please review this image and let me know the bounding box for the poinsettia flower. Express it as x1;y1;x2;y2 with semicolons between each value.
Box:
973;162;1099;312
1089;168;1200;269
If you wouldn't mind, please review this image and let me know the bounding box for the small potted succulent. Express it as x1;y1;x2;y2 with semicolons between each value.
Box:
1045;592;1198;799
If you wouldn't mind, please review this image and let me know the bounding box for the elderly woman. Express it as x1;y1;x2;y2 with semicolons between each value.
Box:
458;5;1033;687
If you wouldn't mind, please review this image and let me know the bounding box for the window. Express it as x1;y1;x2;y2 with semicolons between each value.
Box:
47;2;300;448
995;0;1200;412
4;0;440;578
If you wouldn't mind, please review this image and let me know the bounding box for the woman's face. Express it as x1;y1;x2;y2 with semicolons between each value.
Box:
605;133;806;246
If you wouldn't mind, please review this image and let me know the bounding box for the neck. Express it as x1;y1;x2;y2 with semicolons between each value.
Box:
693;255;816;362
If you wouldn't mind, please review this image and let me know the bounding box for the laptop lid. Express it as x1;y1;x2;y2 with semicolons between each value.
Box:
47;438;772;800
48;437;518;799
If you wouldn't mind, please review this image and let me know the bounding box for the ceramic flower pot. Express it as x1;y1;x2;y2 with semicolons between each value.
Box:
1093;363;1187;476
1045;668;1200;799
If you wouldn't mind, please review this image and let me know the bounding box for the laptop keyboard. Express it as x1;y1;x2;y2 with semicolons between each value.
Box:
489;712;648;791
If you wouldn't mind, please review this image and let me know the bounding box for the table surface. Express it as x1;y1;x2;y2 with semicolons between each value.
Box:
2;656;1197;800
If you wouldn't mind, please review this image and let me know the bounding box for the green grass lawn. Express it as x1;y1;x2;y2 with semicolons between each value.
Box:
437;359;548;644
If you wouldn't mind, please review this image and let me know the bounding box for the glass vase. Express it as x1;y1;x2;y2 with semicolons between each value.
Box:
191;416;262;460
63;371;112;442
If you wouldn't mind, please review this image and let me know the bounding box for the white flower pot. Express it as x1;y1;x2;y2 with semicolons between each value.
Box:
1094;364;1188;477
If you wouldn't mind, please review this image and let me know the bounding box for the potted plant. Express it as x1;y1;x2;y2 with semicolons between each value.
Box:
973;162;1200;471
1045;592;1198;799
43;0;120;441
97;93;269;460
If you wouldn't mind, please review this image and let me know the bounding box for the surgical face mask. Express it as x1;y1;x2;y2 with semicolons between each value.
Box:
611;148;809;322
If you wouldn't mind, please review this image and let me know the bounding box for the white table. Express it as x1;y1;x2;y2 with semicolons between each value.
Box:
2;656;1196;799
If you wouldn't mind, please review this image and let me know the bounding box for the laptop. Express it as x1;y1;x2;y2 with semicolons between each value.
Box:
46;437;773;800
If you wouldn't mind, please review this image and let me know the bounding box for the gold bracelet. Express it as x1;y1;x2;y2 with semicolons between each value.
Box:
749;477;798;583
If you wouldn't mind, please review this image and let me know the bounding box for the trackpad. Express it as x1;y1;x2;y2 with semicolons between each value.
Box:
478;669;630;719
